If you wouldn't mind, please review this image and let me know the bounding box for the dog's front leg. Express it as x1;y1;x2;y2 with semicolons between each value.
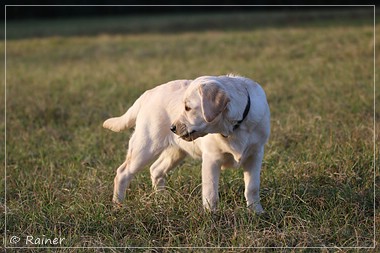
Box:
201;155;221;212
243;146;265;214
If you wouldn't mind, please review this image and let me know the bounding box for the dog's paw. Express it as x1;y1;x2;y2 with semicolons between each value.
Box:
112;195;124;207
248;202;265;215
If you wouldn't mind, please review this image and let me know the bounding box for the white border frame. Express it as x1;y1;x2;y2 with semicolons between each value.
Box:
3;4;377;250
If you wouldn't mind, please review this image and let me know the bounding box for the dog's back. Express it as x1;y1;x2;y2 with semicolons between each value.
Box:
103;79;191;133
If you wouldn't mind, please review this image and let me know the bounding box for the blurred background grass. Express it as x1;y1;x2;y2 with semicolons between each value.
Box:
2;6;378;249
3;8;372;39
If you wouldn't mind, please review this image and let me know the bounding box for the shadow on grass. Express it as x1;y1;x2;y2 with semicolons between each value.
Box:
4;8;374;40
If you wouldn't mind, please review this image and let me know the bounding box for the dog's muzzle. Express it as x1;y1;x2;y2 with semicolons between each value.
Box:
170;122;187;136
170;123;199;141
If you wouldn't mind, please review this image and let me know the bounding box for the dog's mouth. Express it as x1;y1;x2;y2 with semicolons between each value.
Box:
180;130;206;141
180;130;196;141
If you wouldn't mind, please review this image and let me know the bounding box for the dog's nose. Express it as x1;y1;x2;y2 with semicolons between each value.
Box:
170;124;176;134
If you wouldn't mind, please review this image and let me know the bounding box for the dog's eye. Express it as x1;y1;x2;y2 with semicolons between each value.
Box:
185;105;191;111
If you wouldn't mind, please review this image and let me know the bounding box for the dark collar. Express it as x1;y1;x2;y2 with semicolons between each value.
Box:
233;93;251;131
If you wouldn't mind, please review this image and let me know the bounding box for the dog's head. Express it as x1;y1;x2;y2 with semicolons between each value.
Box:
171;79;230;141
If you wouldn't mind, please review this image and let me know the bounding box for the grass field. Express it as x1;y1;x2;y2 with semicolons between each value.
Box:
2;8;379;250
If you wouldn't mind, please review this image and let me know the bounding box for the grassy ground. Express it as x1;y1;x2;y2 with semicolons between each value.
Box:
2;8;378;251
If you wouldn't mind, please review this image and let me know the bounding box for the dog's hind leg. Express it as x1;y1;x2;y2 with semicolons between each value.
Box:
150;147;186;191
112;132;162;205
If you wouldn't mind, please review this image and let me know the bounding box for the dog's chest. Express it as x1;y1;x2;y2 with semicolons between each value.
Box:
218;135;255;168
203;134;252;168
175;134;254;168
177;140;203;159
221;146;246;168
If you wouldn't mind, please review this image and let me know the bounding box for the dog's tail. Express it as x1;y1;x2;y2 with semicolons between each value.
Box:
103;96;143;132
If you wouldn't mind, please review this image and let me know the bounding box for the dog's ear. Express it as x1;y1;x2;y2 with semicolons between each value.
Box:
198;83;230;123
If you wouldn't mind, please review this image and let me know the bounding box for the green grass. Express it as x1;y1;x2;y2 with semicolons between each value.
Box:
2;9;378;250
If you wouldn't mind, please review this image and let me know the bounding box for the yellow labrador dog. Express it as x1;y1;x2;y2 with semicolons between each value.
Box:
103;75;270;213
